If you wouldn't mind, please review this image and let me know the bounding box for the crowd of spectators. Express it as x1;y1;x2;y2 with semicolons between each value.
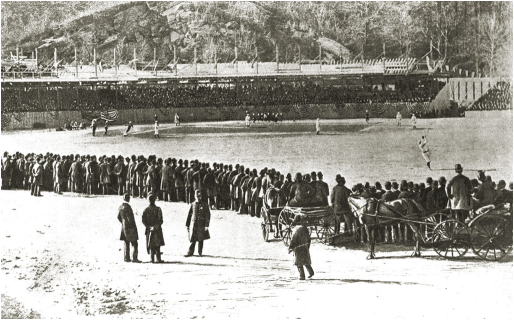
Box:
1;150;512;244
468;81;513;111
1;78;441;113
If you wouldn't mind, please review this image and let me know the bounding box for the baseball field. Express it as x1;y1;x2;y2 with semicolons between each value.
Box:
1;115;512;319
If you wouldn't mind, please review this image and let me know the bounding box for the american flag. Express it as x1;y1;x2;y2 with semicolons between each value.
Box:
100;109;119;122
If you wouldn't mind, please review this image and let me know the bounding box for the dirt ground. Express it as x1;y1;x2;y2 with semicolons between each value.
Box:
1;117;512;319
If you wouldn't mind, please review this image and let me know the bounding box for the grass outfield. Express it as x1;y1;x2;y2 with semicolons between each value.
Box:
1;117;512;187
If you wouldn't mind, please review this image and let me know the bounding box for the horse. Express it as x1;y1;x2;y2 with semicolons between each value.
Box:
348;196;426;259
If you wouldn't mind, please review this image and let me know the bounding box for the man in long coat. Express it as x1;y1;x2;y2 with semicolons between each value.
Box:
142;193;165;263
331;174;353;235
185;190;211;257
69;154;82;193
32;157;44;196
252;169;264;218
99;157;112;195
288;173;315;207
446;164;473;222
288;217;314;280
114;156;125;196
118;193;140;263
161;158;173;201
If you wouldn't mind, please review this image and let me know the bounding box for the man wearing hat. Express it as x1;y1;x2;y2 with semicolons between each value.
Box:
446;164;473;222
114;156;125;196
289;173;316;207
381;181;397;201
185;190;211;257
118;194;140;263
252;169;264;218
392;181;400;199
437;176;448;209
288;216;314;280
32;157;44;196
142;192;165;263
331;174;353;235
399;181;416;199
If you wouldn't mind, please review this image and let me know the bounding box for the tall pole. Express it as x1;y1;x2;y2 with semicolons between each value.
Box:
194;47;197;75
276;43;279;71
319;44;322;72
430;40;434;63
134;47;137;77
255;46;258;74
173;45;177;76
75;47;78;77
35;48;38;74
235;47;238;73
298;45;301;72
94;47;97;78
383;43;386;74
54;48;57;77
153;47;156;62
214;47;217;75
16;45;19;60
114;48;117;78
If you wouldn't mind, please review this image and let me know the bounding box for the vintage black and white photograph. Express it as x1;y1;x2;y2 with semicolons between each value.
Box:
1;1;512;319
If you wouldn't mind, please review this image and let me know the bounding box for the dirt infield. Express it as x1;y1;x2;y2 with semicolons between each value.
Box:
1;116;512;318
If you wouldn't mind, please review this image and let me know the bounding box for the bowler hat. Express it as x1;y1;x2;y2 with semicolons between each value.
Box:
335;174;343;182
123;193;130;202
455;164;463;173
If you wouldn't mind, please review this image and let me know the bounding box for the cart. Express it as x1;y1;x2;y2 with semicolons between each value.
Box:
348;196;512;261
260;187;338;246
428;205;512;261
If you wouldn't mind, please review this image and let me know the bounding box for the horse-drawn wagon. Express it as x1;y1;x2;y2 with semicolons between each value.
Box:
260;187;338;246
348;196;512;261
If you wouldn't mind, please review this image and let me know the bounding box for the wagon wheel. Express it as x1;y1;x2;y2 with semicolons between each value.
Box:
470;214;513;261
432;219;471;258
315;213;337;245
422;213;448;244
278;208;294;246
261;210;270;242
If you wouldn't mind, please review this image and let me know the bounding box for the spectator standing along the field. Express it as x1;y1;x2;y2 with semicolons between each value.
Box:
446;164;473;223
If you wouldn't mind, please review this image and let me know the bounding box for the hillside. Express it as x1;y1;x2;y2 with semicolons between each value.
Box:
1;1;512;76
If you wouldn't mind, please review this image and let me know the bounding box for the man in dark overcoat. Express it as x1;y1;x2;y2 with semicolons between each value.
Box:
185;190;211;257
142;193;165;263
447;164;473;222
118;193;140;263
331;174;353;235
288;217;314;280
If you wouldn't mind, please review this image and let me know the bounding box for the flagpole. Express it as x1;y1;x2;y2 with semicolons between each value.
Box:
94;47;97;78
75;47;78;77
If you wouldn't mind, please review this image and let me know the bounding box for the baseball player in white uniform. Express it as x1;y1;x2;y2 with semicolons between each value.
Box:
419;133;431;169
411;114;417;129
154;120;160;138
245;113;251;128
396;112;402;126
